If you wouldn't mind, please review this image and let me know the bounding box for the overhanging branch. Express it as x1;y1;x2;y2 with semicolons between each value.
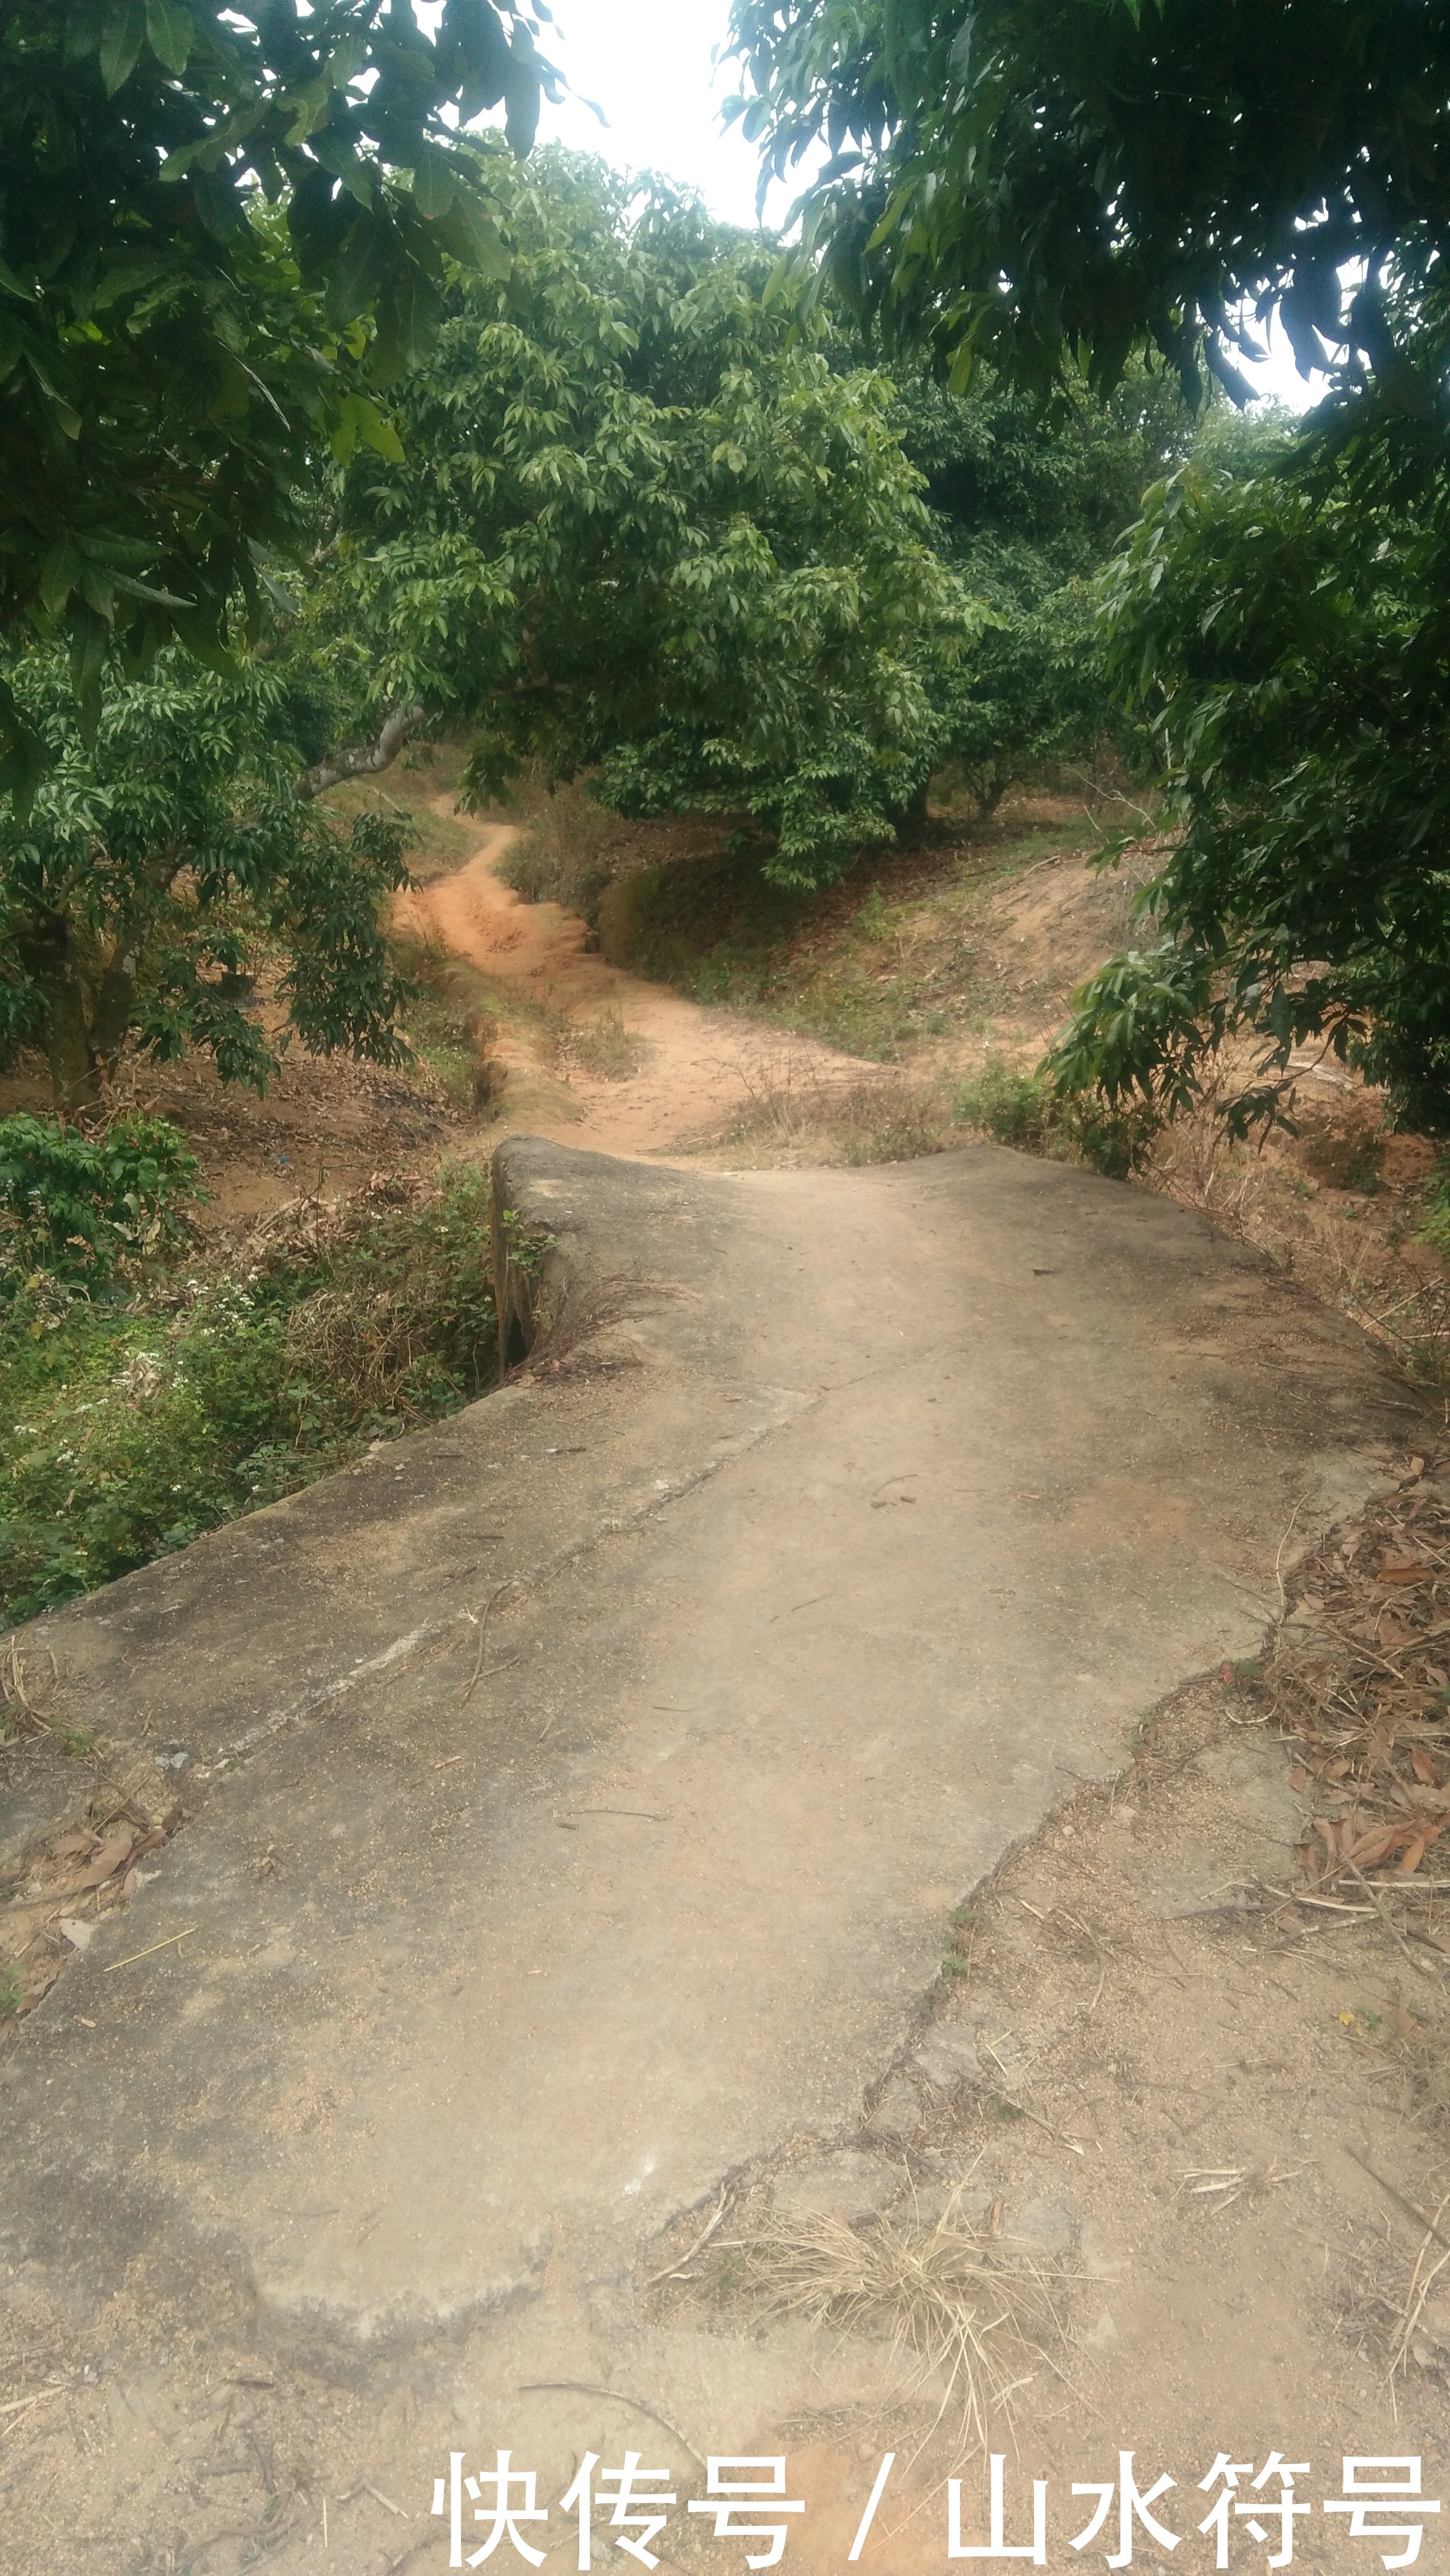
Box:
298;700;427;801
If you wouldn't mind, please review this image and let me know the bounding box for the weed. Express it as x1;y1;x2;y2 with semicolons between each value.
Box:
389;933;498;1109
1418;1165;1450;1261
1301;1129;1385;1195
953;1063;1050;1150
953;1062;1158;1177
722;1066;952;1166
0;1163;498;1627
500;772;625;919
0;1112;201;1284
854;885;891;943
0;1969;23;2019
61;1731;95;1758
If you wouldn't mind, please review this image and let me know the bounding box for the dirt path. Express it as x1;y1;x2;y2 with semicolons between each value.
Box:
401;816;873;1159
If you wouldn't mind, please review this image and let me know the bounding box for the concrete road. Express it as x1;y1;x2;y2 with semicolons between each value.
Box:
0;1139;1416;2519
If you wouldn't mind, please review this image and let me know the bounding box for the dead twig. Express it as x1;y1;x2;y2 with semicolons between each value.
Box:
459;1586;510;1708
1390;2195;1450;2383
516;2383;704;2469
337;2481;410;2520
1344;2145;1450;2255
104;1925;198;1972
643;2190;730;2288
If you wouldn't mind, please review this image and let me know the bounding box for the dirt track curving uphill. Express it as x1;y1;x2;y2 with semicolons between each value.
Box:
400;814;874;1159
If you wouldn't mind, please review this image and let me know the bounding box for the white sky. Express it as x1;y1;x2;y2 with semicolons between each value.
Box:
525;0;1324;412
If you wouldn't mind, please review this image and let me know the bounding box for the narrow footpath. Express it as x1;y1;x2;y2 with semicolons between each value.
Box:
399;815;873;1159
0;823;1437;2572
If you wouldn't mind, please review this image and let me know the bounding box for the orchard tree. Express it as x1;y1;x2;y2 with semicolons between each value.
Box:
896;362;1194;811
726;0;1450;1127
326;155;979;888
723;0;1448;402
1045;382;1450;1136
0;646;411;1109
0;0;557;798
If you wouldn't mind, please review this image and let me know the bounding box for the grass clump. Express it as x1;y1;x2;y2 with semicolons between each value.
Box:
565;1006;647;1081
744;2201;1059;2461
1417;1165;1450;1262
0;1162;497;1628
953;1061;1157;1179
721;1066;951;1166
1;1111;201;1282
388;932;500;1109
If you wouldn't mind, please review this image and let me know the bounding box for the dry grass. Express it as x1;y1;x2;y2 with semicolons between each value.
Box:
498;769;633;918
563;1005;648;1082
742;2200;1062;2462
719;1064;955;1167
1141;1060;1450;1383
1391;2197;1450;2386
1257;1458;1450;1893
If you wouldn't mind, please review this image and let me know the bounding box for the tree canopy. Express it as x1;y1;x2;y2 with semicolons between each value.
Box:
1045;372;1450;1134
323;154;978;886
724;0;1450;403
0;645;411;1107
0;0;555;797
896;360;1191;811
724;0;1450;1131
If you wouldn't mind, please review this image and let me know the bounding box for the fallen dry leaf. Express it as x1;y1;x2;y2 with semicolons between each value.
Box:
75;1831;133;1890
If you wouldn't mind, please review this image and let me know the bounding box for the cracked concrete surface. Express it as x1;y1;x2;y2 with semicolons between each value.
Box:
0;1135;1420;2517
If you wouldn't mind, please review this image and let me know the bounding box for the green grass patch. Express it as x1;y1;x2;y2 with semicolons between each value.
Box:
0;1161;498;1629
593;834;1029;1062
953;1060;1158;1178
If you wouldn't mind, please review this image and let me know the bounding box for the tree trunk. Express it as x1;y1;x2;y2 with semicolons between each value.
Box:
89;949;140;1080
18;911;102;1110
892;778;931;847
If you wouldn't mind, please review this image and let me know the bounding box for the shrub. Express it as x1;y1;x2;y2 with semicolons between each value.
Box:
0;1112;201;1284
954;1061;1157;1178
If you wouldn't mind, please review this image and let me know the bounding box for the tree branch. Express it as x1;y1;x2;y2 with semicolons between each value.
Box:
297;700;427;801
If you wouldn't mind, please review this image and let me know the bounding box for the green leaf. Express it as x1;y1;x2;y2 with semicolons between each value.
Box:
412;145;457;221
26;357;82;440
310;128;378;209
98;0;146;94
503;32;540;157
431;195;511;281
0;677;47;820
356;400;406;464
372;256;441;383
324;214;394;328
440;0;511;118
145;0;190;75
39;540;83;620
68;604;110;747
330;391;407;465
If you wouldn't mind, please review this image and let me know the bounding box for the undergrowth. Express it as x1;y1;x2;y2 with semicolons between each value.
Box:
0;1159;497;1629
953;1060;1159;1179
389;929;498;1108
498;771;628;919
